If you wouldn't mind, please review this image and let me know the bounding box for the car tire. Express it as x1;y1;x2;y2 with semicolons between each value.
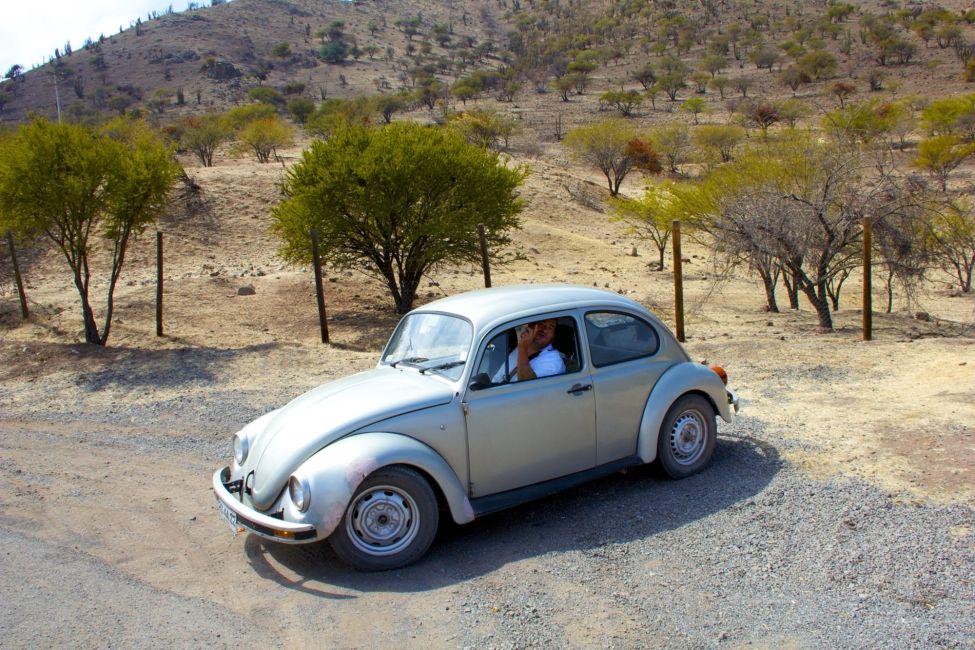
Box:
657;394;716;479
328;465;439;571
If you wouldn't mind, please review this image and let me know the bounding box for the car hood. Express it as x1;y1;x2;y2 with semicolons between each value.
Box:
244;367;455;509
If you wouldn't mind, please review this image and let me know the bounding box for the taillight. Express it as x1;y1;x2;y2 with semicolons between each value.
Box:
710;365;728;385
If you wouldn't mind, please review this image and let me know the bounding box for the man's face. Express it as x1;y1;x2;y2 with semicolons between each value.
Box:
533;319;557;347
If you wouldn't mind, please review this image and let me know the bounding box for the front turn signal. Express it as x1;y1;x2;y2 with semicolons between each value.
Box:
709;365;728;385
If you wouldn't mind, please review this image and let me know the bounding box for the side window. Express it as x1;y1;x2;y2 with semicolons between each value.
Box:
475;331;510;384
584;311;660;367
473;316;581;386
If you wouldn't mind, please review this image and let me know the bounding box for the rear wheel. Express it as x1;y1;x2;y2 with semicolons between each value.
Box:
657;395;716;479
328;465;439;571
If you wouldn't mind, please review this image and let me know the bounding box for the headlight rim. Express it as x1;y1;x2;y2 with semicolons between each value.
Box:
289;475;310;512
233;432;249;465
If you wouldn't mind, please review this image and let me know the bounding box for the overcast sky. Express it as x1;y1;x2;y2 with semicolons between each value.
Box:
1;1;231;75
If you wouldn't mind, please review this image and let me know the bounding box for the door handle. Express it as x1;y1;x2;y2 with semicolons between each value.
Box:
567;383;592;395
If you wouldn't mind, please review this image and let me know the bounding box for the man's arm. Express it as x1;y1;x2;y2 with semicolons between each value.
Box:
515;324;538;380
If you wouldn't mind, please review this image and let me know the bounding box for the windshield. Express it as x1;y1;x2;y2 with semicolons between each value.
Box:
381;313;473;380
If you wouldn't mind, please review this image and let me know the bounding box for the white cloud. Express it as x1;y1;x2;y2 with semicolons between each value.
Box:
1;1;225;75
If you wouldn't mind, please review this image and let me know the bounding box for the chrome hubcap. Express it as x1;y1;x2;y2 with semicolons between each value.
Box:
669;410;706;465
346;485;419;557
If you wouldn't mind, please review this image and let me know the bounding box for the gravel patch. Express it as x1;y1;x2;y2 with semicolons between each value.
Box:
1;344;972;648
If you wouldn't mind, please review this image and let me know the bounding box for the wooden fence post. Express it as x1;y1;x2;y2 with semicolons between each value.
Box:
863;216;872;342
310;228;330;344
156;231;164;336
672;220;685;342
477;223;492;288
6;231;29;319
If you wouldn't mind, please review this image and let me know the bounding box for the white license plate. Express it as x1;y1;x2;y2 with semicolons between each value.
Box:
217;499;239;534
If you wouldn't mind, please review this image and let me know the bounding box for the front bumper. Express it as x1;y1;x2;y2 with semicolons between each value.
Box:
212;467;317;543
728;389;740;414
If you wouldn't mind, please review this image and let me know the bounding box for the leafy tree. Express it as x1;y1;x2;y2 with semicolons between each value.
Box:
449;108;519;150
830;81;856;107
306;97;376;137
708;75;732;99
272;123;527;313
929;199;975;292
658;72;687;101
601;89;643;117
699;54;727;78
780;65;810;94
452;78;480;105
223;103;277;131
689;71;711;94
674;136;917;330
272;42;292;58
237;116;295;163
4;64;23;81
248;86;285;106
147;88;173;114
552;75;574;102
609;183;677;270
777;98;811;128
920;94;975;137
285;97;314;125
564;119;643;196
745;102;780;139
733;75;753;97
631;62;657;89
751;47;781;71
0;118;178;345
827;3;855;23
693;124;745;163
181;113;231;166
652;124;693;174
823;100;896;145
871;197;932;312
797;50;838;80
681;97;707;124
320;41;348;64
373;93;409;123
567;51;600;80
914;135;975;191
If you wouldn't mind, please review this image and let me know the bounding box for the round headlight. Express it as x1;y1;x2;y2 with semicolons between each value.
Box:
233;433;249;465
289;475;310;512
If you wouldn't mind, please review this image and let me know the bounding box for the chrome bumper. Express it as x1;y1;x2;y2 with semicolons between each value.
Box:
728;389;740;414
212;467;317;542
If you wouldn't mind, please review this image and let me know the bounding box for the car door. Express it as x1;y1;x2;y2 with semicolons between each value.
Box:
463;313;596;497
583;310;675;465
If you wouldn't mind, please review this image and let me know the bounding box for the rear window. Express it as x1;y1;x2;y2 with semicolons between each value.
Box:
584;311;659;367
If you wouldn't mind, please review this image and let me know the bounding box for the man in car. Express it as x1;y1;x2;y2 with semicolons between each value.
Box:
497;318;565;382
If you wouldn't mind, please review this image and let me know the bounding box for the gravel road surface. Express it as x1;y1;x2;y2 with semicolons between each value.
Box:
0;341;972;649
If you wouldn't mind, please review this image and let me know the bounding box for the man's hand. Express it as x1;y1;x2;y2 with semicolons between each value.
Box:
519;323;538;351
516;323;538;380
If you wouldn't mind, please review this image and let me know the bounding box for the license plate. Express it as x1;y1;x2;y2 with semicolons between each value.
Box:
217;499;239;534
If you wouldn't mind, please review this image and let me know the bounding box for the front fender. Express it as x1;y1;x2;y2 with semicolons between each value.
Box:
295;431;475;540
636;363;735;463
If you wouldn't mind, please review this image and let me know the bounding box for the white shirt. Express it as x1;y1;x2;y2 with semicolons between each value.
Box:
493;344;565;383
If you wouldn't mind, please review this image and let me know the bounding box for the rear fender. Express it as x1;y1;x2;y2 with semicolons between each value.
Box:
294;431;475;539
637;363;733;463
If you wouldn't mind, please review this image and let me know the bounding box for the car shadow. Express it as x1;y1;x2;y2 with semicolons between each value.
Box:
246;430;781;594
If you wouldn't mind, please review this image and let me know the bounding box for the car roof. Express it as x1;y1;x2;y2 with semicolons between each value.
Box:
415;283;656;333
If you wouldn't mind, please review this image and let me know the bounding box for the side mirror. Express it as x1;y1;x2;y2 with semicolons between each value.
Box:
468;373;492;391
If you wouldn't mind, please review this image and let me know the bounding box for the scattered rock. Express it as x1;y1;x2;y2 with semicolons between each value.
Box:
237;285;256;296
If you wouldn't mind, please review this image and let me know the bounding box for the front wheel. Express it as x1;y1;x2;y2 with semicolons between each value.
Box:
657;395;716;479
328;465;439;571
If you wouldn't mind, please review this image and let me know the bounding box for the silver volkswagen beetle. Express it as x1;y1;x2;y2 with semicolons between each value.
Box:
213;284;739;570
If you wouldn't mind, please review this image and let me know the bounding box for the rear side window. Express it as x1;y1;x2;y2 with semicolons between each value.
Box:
584;311;659;367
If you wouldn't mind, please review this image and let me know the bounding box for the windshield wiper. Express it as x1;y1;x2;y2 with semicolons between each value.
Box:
419;360;467;375
390;356;428;368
